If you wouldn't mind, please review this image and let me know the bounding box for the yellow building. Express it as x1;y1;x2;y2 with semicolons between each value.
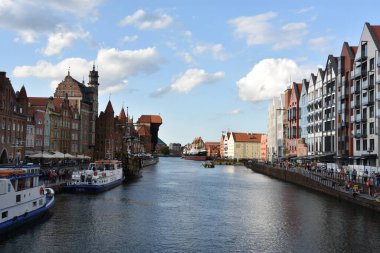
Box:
222;132;262;159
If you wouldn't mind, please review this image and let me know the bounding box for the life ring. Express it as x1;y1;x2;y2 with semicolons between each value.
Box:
40;187;44;195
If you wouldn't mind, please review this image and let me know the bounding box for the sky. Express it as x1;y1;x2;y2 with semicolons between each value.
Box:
0;0;379;145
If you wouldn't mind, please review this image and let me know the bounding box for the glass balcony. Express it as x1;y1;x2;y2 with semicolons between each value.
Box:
362;79;368;89
355;114;361;122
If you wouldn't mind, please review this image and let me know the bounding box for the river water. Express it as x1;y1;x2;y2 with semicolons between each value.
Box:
1;157;380;252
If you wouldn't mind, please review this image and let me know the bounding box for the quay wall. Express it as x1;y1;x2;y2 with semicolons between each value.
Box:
246;163;380;213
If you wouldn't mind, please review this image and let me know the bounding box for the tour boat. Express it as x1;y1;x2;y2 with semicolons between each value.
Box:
182;149;207;161
0;165;55;235
64;160;124;193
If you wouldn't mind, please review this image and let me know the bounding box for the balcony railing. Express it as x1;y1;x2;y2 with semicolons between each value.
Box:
351;115;354;122
355;114;361;122
377;92;380;101
362;79;368;89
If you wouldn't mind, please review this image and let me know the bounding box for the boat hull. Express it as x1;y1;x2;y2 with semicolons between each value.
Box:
63;177;124;193
183;155;207;161
0;195;55;235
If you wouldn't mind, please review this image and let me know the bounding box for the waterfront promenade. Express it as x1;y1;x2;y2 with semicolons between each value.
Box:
245;161;380;212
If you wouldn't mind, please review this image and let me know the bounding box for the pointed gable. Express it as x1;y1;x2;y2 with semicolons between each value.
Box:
18;85;28;99
119;107;127;122
105;100;114;114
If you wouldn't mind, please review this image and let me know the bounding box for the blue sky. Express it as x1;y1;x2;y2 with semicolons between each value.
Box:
0;0;379;145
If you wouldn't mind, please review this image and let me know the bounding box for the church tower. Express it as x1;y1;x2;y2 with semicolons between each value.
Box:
88;64;99;154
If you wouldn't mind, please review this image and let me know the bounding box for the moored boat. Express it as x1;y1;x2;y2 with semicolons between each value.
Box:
64;160;124;193
0;164;55;235
202;161;215;168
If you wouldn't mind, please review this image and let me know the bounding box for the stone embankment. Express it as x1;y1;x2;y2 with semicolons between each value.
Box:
245;162;380;213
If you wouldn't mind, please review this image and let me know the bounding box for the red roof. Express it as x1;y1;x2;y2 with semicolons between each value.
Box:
29;97;49;106
105;100;114;114
232;132;262;143
137;115;162;124
119;107;127;122
53;98;63;112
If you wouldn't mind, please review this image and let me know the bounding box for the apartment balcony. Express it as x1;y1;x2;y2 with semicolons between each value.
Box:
354;130;361;138
351;115;354;122
368;81;374;90
376;92;380;101
377;111;380;118
353;68;362;79
362;80;368;90
351;85;360;94
356;54;367;62
341;92;346;101
355;114;361;123
363;97;374;106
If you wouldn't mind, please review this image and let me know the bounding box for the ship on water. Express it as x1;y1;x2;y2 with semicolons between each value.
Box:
0;164;55;235
182;137;207;161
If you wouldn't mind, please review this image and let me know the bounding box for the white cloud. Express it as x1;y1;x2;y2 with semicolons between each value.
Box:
179;52;195;64
273;22;308;50
229;12;309;50
170;69;224;93
183;30;192;37
122;35;138;44
43;31;90;56
228;109;242;115
152;68;224;97
236;58;312;102
13;47;162;94
119;9;172;30
308;36;335;54
193;43;227;61
296;6;315;14
229;12;277;45
0;0;102;43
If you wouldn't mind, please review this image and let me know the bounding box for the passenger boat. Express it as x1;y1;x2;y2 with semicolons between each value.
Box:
182;149;207;161
64;160;124;193
0;165;55;235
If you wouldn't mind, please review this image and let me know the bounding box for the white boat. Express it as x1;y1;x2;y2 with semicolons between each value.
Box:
64;160;124;193
0;165;55;235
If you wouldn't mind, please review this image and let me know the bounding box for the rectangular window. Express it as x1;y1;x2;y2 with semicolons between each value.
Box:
16;194;21;202
370;58;374;70
370;106;374;118
33;201;37;207
363;139;367;151
356;140;360;151
370;123;374;135
2;211;8;219
370;139;374;151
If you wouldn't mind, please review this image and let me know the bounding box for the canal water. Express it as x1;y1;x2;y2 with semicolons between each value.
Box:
1;157;380;252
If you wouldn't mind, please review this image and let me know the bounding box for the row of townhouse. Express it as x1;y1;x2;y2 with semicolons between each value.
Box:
267;22;380;167
0;66;162;164
0;67;98;163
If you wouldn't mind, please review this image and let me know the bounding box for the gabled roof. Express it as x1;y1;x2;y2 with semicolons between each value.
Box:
367;23;380;50
29;97;49;107
119;107;127;122
105;100;114;114
341;42;355;59
18;85;28;99
301;79;309;94
137;115;162;124
232;132;262;143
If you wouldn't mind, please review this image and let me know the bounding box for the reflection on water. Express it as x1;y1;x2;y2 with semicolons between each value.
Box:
1;157;380;252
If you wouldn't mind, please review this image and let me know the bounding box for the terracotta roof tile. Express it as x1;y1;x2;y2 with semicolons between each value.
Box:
105;100;114;114
119;107;127;122
137;115;162;124
29;97;49;106
232;132;262;143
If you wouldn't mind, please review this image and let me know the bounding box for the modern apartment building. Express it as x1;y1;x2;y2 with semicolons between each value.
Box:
351;23;380;166
337;42;357;165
